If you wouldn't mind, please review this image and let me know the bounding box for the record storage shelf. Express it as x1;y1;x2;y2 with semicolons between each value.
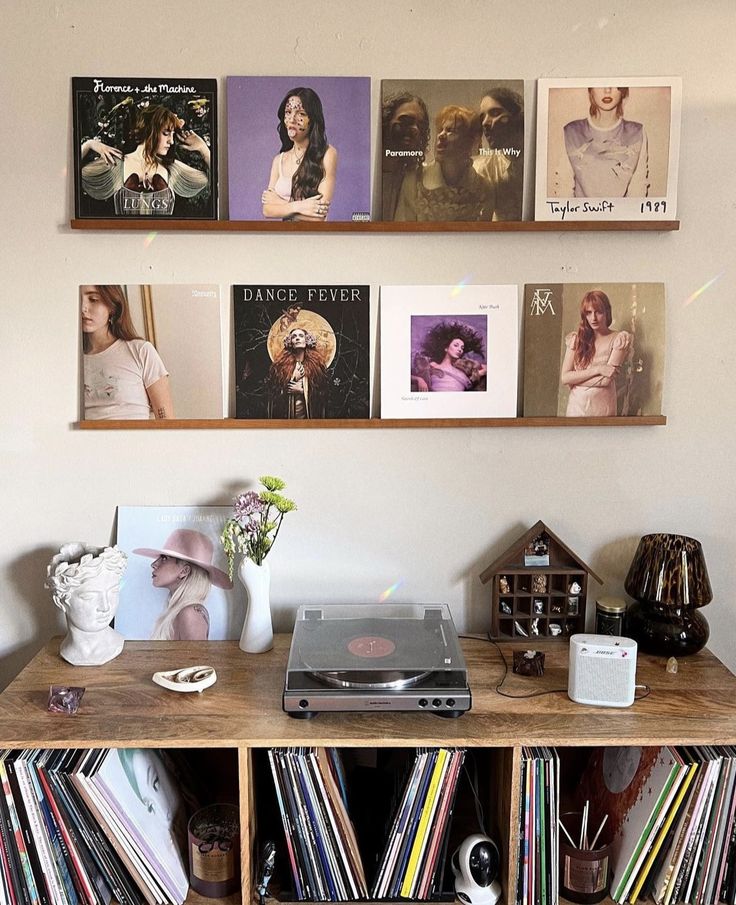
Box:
1;636;735;905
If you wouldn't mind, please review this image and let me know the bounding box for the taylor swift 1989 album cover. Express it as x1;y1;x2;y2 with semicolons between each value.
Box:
234;285;370;419
72;76;218;219
535;78;681;221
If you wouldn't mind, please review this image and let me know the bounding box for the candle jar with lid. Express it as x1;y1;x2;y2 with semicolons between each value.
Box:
595;597;627;636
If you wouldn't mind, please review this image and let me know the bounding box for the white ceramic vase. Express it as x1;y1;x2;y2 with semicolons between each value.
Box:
237;558;273;653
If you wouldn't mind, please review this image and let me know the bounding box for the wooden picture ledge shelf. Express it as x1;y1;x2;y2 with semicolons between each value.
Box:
77;415;667;430
70;218;680;233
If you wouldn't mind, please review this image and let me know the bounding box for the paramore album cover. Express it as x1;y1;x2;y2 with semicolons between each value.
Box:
522;282;665;417
380;284;519;419
80;284;224;421
381;79;524;222
72;76;218;219
535;77;682;221
234;285;370;419
227;76;371;221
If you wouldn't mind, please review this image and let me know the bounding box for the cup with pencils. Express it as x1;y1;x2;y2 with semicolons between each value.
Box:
559;804;612;904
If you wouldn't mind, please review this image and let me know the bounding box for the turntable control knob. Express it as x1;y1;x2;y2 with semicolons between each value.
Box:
447;698;456;707
298;699;310;709
418;698;428;707
432;698;442;708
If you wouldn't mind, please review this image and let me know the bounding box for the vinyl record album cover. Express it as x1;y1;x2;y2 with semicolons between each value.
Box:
381;79;524;221
80;284;224;421
522;282;665;417
535;78;681;221
380;284;519;419
72;76;217;219
234;285;370;419
115;506;242;641
227;76;371;222
93;749;188;902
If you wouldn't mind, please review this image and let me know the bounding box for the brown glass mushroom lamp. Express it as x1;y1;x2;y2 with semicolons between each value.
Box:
624;533;712;656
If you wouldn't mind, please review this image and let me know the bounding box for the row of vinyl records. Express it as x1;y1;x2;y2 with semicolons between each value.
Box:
0;748;191;905
525;745;736;905
72;76;682;223
80;282;666;423
258;744;736;905
8;743;733;905
516;748;559;905
605;745;736;905
267;747;466;902
0;742;468;905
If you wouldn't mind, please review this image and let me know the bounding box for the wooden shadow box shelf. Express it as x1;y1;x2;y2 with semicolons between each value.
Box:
70;219;680;233
2;636;732;905
76;415;666;430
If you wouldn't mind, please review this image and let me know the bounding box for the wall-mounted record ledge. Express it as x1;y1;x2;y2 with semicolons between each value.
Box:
78;416;666;430
70;219;680;233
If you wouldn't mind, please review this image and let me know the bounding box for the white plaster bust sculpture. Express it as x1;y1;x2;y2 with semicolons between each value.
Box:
46;543;127;666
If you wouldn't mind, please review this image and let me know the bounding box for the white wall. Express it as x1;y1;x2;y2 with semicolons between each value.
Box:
2;0;735;688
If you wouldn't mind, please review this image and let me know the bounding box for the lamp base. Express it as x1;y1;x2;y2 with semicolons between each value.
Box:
626;601;709;657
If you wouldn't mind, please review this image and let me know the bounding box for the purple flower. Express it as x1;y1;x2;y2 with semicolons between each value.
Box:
232;491;265;527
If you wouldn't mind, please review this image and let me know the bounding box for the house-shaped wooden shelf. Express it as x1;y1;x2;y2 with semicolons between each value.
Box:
480;520;602;640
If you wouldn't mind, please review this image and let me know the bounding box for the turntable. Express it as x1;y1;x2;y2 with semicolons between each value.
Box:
283;604;471;718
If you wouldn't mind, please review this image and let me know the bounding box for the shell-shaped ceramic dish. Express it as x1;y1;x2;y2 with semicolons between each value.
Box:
152;665;217;693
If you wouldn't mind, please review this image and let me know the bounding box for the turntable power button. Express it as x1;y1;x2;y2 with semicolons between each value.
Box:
418;699;428;707
298;699;309;709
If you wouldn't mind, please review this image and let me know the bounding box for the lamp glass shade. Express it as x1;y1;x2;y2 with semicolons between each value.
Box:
624;533;712;656
624;533;712;609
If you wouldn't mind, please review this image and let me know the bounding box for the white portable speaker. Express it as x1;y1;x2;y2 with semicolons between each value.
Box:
568;634;637;707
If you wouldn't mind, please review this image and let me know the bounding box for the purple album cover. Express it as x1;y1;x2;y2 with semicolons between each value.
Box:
410;314;488;392
227;76;371;222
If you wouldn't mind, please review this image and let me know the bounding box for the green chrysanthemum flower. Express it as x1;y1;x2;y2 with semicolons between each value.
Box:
260;475;286;492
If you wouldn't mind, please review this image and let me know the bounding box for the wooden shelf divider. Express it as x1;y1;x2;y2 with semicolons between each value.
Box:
77;415;667;430
70;218;680;233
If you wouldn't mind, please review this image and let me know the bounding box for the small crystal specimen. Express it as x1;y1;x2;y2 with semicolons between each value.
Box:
666;656;678;674
48;685;85;714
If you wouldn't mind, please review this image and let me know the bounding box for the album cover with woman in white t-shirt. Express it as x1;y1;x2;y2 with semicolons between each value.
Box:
80;283;225;421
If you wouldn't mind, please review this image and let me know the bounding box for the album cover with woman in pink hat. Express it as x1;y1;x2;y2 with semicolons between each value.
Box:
115;506;244;640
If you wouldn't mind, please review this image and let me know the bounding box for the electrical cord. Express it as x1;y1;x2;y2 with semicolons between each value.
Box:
462;752;487;835
459;632;568;698
460;632;652;702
